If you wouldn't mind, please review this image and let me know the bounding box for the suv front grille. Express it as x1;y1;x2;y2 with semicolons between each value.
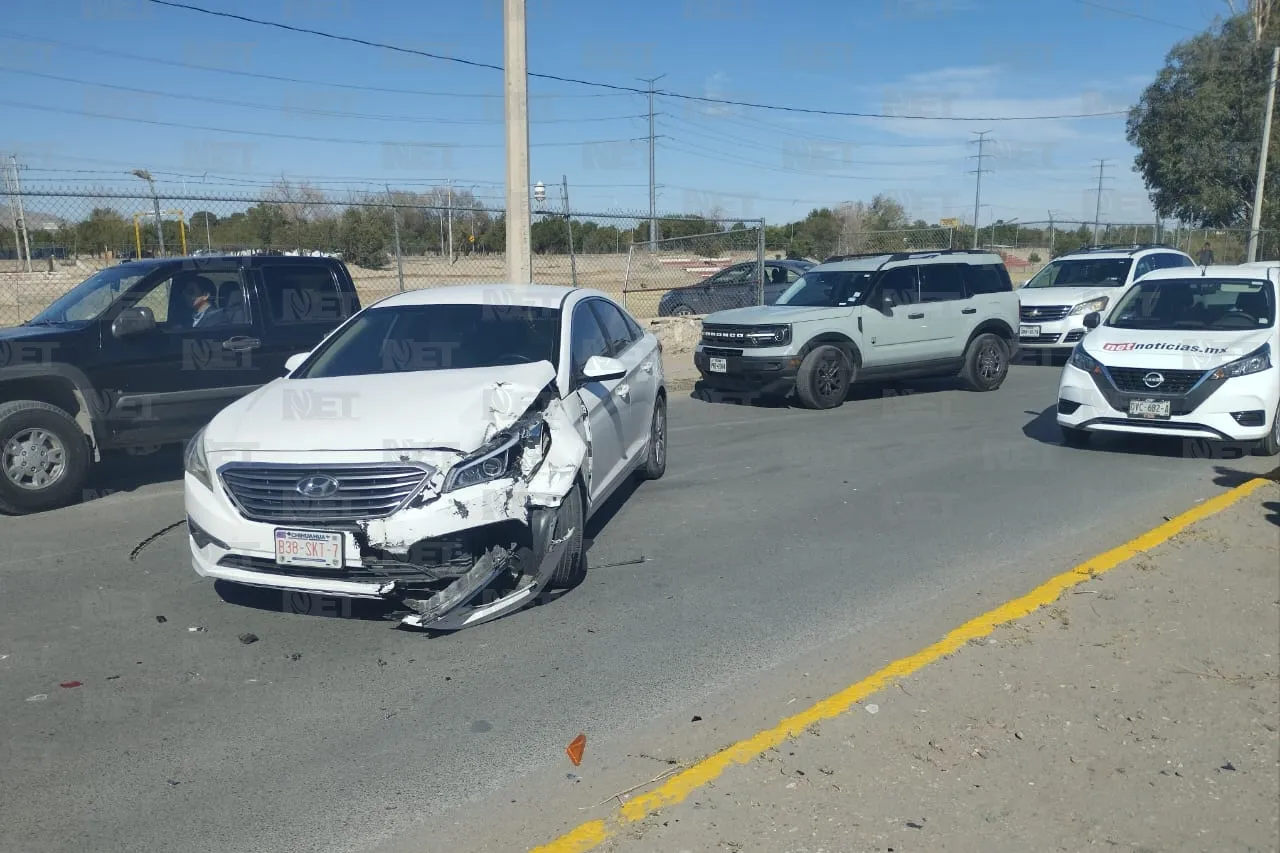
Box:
1021;305;1071;322
1106;367;1204;396
219;463;433;523
701;324;781;348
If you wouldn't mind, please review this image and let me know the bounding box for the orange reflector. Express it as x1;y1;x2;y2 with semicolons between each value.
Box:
566;733;586;766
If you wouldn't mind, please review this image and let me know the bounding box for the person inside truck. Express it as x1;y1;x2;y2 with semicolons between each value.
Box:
180;275;226;328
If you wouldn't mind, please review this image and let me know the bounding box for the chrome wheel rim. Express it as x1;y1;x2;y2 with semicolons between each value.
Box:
3;428;68;491
977;343;1005;382
652;403;666;468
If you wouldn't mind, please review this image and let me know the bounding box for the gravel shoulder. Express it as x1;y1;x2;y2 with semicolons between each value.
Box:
587;479;1280;853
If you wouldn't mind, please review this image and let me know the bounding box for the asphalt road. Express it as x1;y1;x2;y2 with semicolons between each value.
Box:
1;364;1275;853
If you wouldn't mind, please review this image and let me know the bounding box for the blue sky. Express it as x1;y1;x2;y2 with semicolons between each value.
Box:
0;0;1228;229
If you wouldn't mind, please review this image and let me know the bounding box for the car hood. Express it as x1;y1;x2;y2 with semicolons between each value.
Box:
705;304;851;325
1082;326;1274;369
1018;285;1122;308
204;361;558;453
0;323;76;366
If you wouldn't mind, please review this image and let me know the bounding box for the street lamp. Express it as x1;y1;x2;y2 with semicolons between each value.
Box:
132;168;165;255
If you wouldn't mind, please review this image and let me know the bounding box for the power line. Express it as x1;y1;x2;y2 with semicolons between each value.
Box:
1067;0;1199;30
0;32;623;100
0;66;647;126
140;0;1130;121
0;98;643;149
969;131;993;248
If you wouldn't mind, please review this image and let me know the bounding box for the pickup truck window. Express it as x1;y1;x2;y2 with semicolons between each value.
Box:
261;264;344;325
129;269;252;330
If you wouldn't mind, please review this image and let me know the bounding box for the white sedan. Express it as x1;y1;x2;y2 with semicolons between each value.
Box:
183;284;667;631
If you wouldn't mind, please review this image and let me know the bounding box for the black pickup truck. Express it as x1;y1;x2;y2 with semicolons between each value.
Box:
0;254;362;514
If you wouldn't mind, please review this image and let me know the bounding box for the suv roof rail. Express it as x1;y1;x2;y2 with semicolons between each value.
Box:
1071;243;1176;255
821;247;996;265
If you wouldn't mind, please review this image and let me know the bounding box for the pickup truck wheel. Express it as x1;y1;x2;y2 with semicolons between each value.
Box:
960;333;1009;391
546;482;586;589
0;400;91;515
795;345;852;410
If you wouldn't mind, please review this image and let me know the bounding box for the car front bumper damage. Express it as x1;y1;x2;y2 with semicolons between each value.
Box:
185;384;590;632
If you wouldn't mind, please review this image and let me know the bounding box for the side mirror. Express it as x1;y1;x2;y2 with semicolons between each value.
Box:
580;355;627;383
111;306;155;338
1082;311;1101;329
283;352;309;374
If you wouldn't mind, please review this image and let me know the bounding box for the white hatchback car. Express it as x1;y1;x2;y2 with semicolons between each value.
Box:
1056;263;1279;455
183;284;667;631
1018;244;1196;357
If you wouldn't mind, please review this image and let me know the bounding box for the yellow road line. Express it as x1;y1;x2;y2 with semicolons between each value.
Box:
529;475;1276;853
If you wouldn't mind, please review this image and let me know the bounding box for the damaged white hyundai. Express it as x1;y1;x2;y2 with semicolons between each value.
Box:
183;284;667;631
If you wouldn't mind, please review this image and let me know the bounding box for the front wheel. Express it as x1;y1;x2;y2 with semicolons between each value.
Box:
0;400;91;515
794;345;853;410
960;333;1010;391
545;482;586;589
637;395;667;480
1253;404;1280;456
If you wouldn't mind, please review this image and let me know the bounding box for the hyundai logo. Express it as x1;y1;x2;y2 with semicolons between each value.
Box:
296;475;340;498
1143;371;1165;388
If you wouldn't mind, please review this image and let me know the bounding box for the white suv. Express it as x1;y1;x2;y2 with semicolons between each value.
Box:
1018;244;1196;357
693;250;1020;409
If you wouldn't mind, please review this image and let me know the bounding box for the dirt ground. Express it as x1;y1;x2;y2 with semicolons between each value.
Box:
587;480;1280;853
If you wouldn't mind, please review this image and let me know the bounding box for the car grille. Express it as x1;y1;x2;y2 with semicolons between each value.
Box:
701;325;775;348
1021;305;1071;322
1106;367;1205;396
218;463;433;523
1020;333;1061;344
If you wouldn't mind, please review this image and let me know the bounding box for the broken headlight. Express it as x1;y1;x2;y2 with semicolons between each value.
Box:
442;414;550;493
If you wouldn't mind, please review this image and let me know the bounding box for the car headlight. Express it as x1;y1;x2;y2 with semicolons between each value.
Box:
1211;343;1272;380
1069;345;1100;374
740;324;791;346
1070;297;1108;316
184;426;213;491
442;413;550;493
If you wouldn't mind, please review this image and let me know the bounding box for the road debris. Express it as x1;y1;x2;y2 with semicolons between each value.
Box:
130;520;186;561
59;680;82;689
155;615;167;624
25;694;47;702
566;733;587;766
865;704;880;715
238;633;259;645
188;627;207;633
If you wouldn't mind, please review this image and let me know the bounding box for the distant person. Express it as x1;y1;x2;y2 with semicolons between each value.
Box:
1198;243;1215;265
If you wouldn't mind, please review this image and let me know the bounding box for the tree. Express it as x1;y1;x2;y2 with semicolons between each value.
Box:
1126;14;1280;228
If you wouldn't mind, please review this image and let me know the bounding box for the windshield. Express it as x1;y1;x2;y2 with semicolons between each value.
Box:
776;270;873;307
295;303;562;379
1024;257;1132;288
27;265;150;325
1107;278;1276;331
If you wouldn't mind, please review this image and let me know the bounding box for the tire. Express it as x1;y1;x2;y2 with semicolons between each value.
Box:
670;304;695;317
546;481;586;589
794;345;853;410
0;400;92;515
637;394;667;481
1061;425;1092;448
960;333;1010;392
1253;404;1280;456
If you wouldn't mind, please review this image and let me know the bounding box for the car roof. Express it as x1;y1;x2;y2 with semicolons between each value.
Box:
370;283;605;310
116;253;335;266
814;249;1006;272
1053;245;1189;261
1139;263;1280;282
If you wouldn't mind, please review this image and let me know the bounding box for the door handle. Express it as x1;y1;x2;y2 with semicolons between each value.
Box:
641;361;654;374
222;336;261;351
961;307;977;314
907;313;925;320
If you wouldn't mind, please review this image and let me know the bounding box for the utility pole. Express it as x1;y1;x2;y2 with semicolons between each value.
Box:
1092;160;1110;244
968;131;992;249
1248;45;1280;262
386;185;405;292
639;74;664;253
1047;209;1057;257
503;0;532;283
446;179;455;265
132;169;164;256
7;155;33;272
561;175;577;286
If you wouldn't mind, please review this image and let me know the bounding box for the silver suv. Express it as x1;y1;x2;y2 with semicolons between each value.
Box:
1017;243;1196;357
693;249;1021;409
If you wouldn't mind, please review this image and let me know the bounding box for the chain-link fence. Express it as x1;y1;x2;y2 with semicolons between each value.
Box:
0;187;772;326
